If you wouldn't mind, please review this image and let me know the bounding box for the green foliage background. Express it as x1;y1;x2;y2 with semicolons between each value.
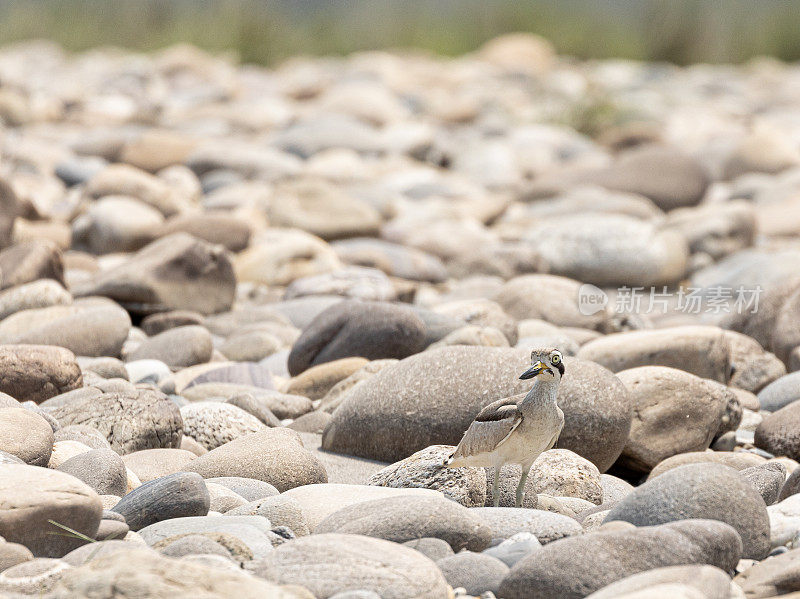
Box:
0;0;798;65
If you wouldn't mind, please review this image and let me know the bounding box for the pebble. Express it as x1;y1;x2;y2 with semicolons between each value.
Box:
111;472;210;531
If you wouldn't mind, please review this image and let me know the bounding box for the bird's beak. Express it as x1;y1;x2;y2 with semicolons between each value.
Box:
520;360;547;379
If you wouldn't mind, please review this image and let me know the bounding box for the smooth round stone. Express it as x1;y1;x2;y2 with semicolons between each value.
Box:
331;238;447;283
182;362;276;390
499;520;740;599
111;472;210;531
156;213;251;252
0;541;33;573
207;482;249;513
77;357;128;381
724;330;785;395
122;448;198;482
218;331;283;362
180;402;264;450
48;388;182;454
207;477;279;502
530;449;602;505
0;408;54;466
95;517;129;541
555;358;631;473
125;359;172;384
766;494;800;549
140;310;205;336
600;474;635;504
225;393;281;427
0;344;82;403
316;494;491;552
53;425;112;451
0;240;65;291
435;551;509;596
55;155;108;187
182;384;308;419
740;463;785;506
158;534;233;560
246;533;449;599
227;495;310;537
0;280;72;322
185;428;327;492
577;326;732;383
734;546;800;597
648;451;766;479
756;401;800;461
285;357;368;400
758;371;800;412
482;532;542;568
287;300;426;376
471;508;582;544
402;537;454;562
71;196;162;254
127;325;213;370
430;299;517;344
615;366;735;473
604;463;770;560
586;564;736;599
0;557;71;595
368;444;486;508
56;449;127;497
287;411;332;434
0;464;102;557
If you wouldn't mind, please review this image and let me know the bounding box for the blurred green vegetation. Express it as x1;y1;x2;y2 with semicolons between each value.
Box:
0;0;799;65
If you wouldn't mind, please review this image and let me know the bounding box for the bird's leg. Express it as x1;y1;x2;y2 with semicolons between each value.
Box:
515;467;530;508
492;467;500;508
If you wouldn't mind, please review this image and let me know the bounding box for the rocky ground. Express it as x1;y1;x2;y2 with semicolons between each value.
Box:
1;32;800;598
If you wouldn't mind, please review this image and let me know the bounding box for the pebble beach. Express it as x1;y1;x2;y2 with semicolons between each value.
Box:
1;32;800;597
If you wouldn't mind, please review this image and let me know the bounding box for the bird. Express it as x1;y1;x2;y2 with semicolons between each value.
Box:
445;348;565;508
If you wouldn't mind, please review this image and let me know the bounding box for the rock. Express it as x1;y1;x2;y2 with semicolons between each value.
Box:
186;428;327;491
78;357;128;380
227;495;310;537
741;462;786;505
111;472;210;531
600;474;635;504
0;344;82;403
331;238;447;283
156;213;251;252
138;515;278;560
317;359;397;413
0;408;54;466
56;449;126;496
529;449;603;505
285;357;368;400
95;516;129;541
779;467;800;502
182;363;276;390
493;274;610;331
523;214;688;286
436;551;509;596
483;532;542;567
206;477;279;502
122;448;198;482
471;507;582;544
0;280;72;322
648;451;766;479
235;228;341;287
281;484;441;531
314;493;491;551
207;482;249;513
182;384;309;419
604;463;770;559
267;178;381;240
758;371;800;412
71;196;162;254
0;240;64;290
0;557;71;595
219;331;283;362
734;546;800;598
141;310;204;336
48;388;183;454
180;402;264;450
0;303;131;357
756;401;800;461
767;493;800;548
288;300;426;376
724;330;785;395
586;564;736;599
158;534;233;559
499;519;740;599
287;411;331;434
554;358;631;473
430;325;510;348
615;366;735;472
0;541;33;573
54;425;112;451
73;233;235;316
127;325;213;369
84;164;189;216
402;537;454;562
0;178;19;249
663;200;756;262
226;393;281;426
0;464;102;557
431;299;517;345
247;533;448;599
368;444;486;507
321;346;533;462
577;327;732;383
51;548;297;598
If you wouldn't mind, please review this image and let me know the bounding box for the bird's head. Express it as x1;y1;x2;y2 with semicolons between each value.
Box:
519;348;564;382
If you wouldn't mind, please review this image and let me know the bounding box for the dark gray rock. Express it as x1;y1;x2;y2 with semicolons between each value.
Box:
604;463;770;559
288;300;426;376
499;519;741;599
436;551;509;596
315;494;492;551
57;449;126;496
111;472;210;531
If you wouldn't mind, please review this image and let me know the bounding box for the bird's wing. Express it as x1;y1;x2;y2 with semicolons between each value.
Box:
451;397;522;460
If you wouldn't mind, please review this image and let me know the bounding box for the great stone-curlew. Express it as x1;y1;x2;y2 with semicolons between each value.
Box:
446;348;565;507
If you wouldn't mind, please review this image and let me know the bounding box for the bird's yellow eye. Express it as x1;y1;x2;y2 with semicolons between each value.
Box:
551;353;561;364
